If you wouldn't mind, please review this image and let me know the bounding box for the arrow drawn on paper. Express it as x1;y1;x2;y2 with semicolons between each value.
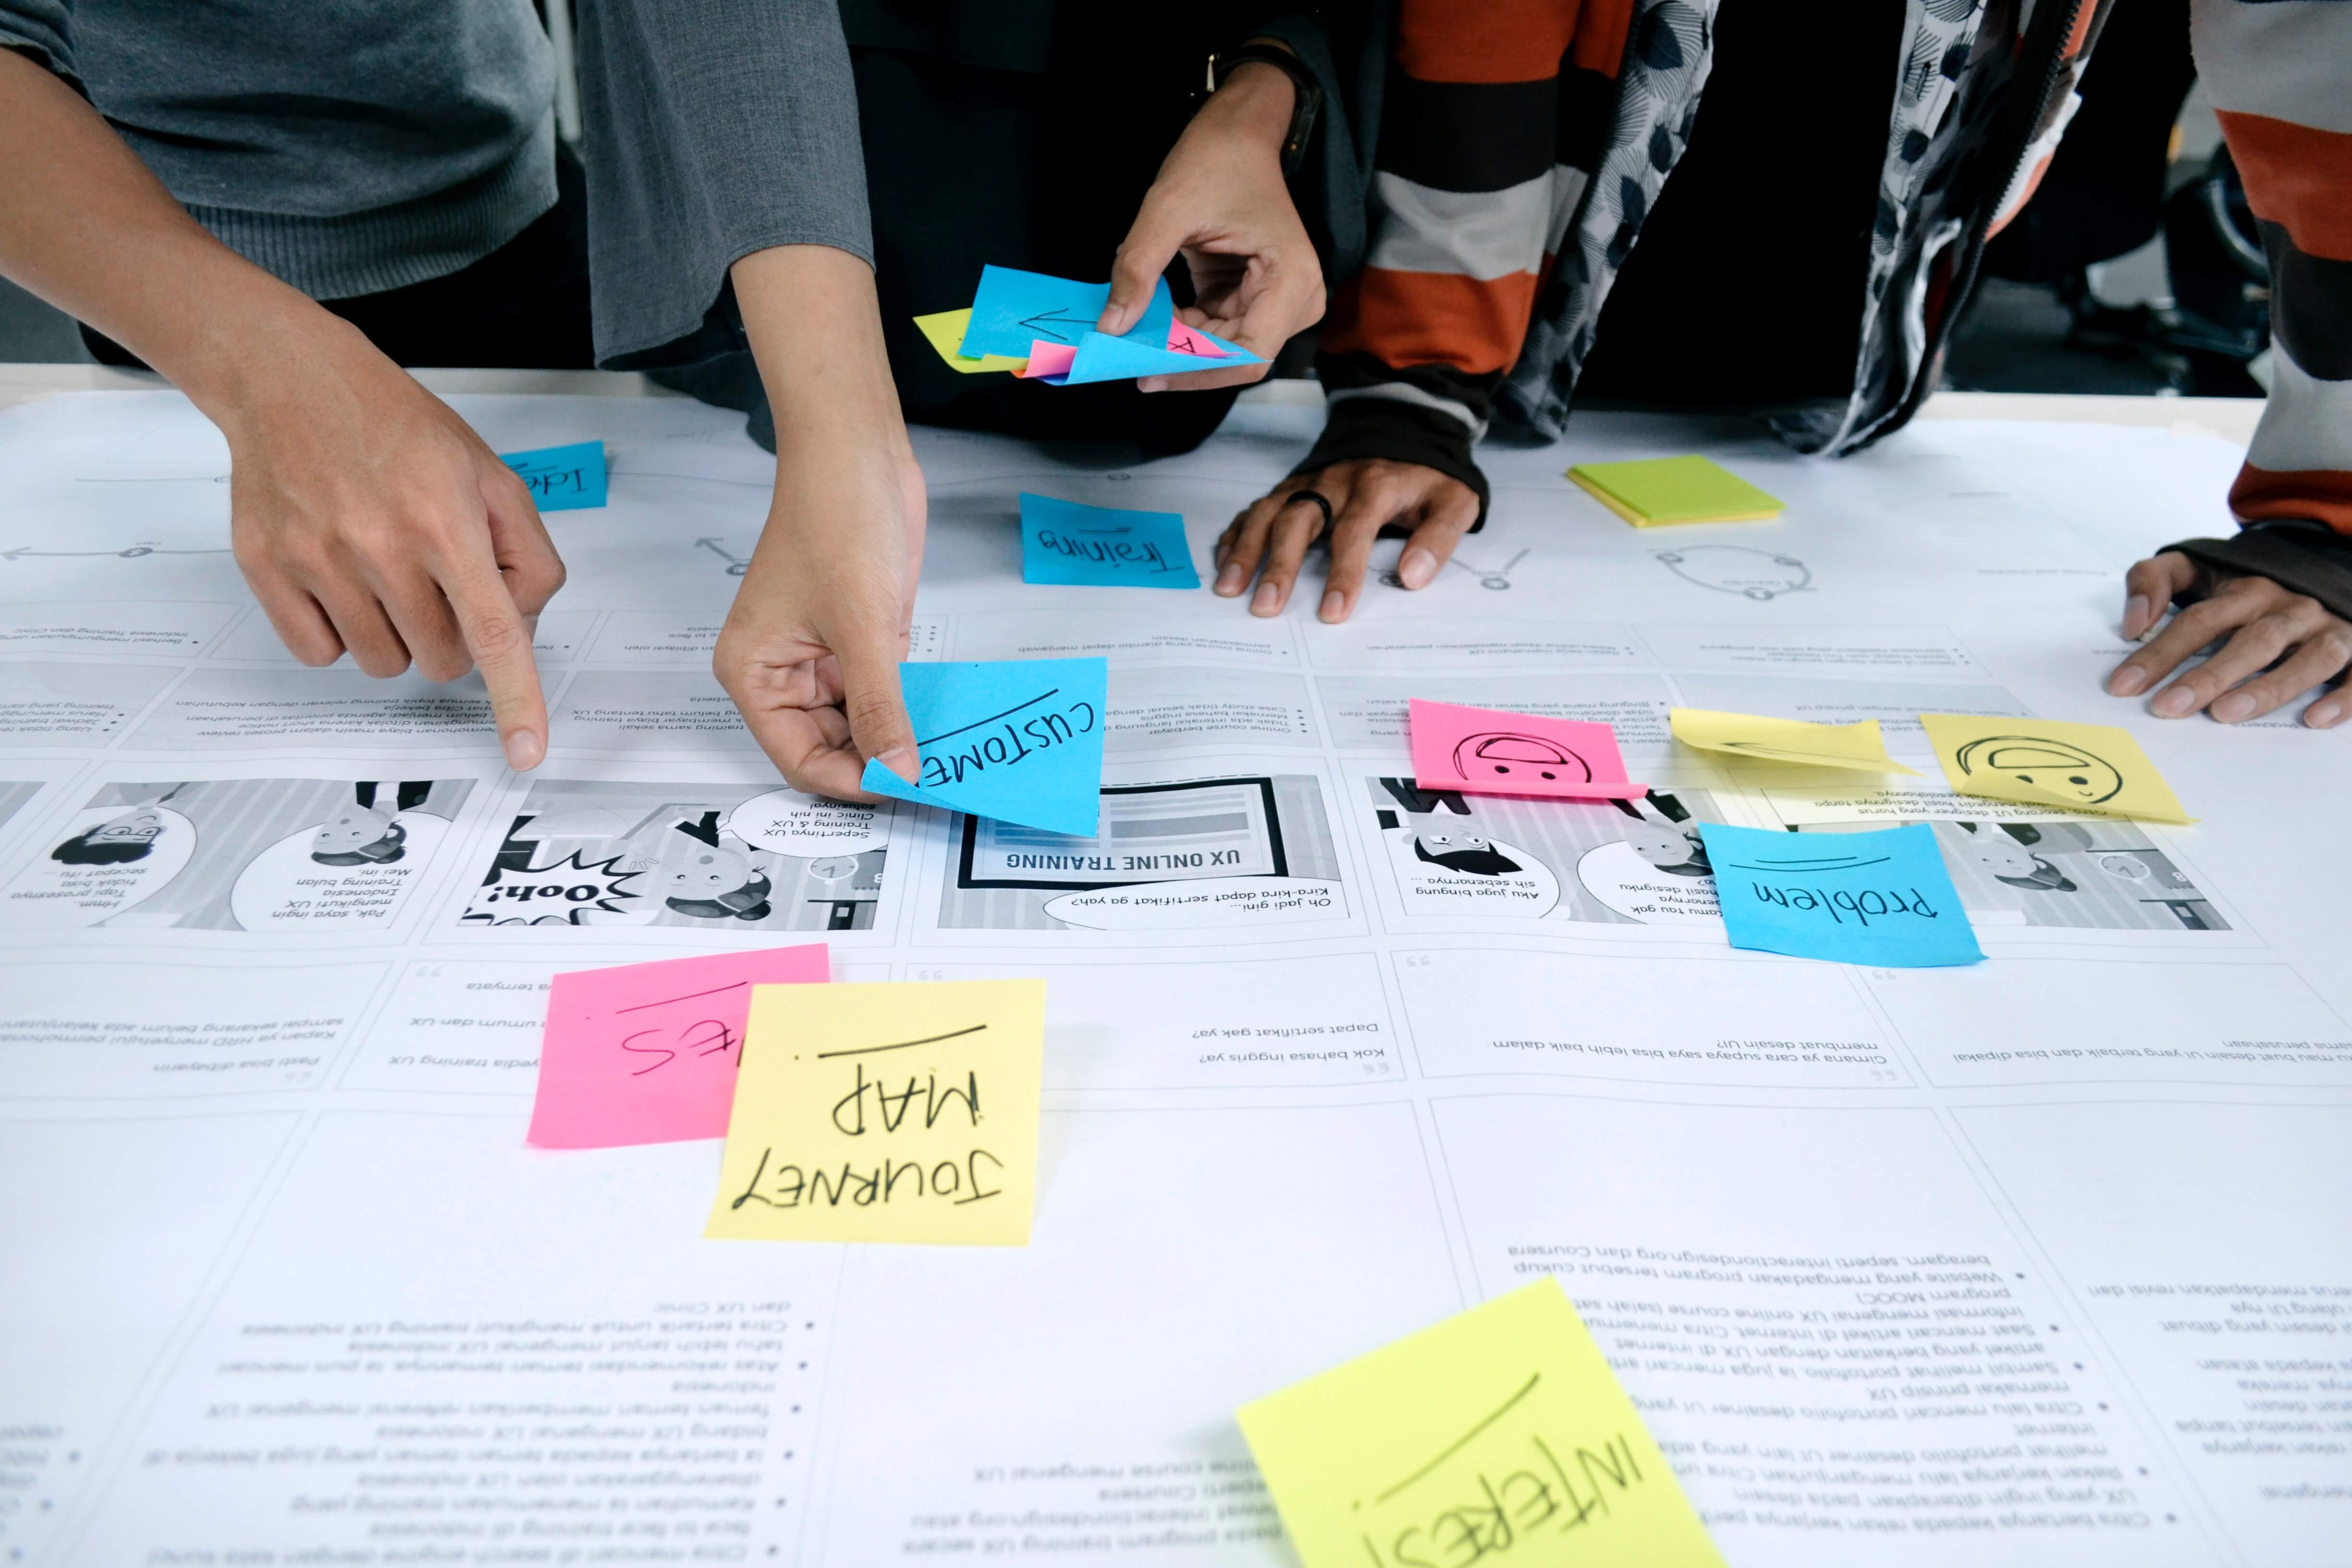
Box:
3;544;232;561
696;537;750;577
1016;307;1098;345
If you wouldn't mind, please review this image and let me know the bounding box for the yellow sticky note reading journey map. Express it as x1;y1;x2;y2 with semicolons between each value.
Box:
1238;1279;1723;1568
912;308;1029;375
1669;707;1920;775
706;979;1046;1246
1919;712;2194;824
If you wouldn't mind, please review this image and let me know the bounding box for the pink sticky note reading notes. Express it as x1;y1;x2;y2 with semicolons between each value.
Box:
1167;321;1228;358
527;943;829;1149
1409;698;1646;800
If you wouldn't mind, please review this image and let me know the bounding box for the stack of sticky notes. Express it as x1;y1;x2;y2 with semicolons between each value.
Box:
1568;455;1782;527
913;265;1263;386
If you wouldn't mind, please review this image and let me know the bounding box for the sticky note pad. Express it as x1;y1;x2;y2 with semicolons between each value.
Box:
1698;822;1983;967
1919;713;2193;823
1669;708;1920;775
706;979;1046;1246
500;441;607;511
860;658;1107;836
1568;456;1781;527
527;943;830;1149
960;266;1173;360
1019;493;1199;588
1409;698;1645;800
1238;1279;1723;1568
913;308;1027;374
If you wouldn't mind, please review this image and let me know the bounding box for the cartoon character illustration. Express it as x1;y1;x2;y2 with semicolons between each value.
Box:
659;811;774;919
1413;829;1523;877
1655;545;1812;600
308;782;432;866
1952;736;2124;806
50;804;169;865
1609;796;1711;876
1450;732;1593;788
1948;821;2077;892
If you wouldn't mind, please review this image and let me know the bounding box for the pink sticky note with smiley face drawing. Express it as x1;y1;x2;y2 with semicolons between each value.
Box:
1409;698;1647;799
527;943;829;1149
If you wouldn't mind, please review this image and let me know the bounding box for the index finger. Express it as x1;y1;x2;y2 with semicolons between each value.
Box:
441;554;549;771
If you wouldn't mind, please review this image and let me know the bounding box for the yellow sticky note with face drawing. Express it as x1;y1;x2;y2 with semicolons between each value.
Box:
705;979;1045;1246
912;308;1029;375
1919;714;2194;823
1669;707;1921;775
1238;1280;1723;1568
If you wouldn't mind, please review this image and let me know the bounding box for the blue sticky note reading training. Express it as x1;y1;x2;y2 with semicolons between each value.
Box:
1019;494;1200;589
500;441;607;511
1696;822;1983;968
959;266;1173;360
860;658;1107;837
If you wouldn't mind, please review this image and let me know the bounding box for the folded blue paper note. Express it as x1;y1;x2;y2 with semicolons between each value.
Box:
959;266;1173;360
500;441;607;511
860;658;1107;837
1019;494;1200;588
1696;822;1983;968
1051;324;1263;386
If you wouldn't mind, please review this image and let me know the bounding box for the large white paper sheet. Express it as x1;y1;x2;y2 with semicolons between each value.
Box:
0;390;2343;1567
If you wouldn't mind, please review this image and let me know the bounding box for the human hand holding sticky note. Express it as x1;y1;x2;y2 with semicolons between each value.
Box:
1669;708;1920;774
933;266;1262;386
1019;493;1200;588
860;658;1106;836
1410;699;1645;799
706;979;1045;1246
1238;1278;1723;1568
1697;821;1983;967
1919;713;2193;823
499;441;606;511
527;943;829;1149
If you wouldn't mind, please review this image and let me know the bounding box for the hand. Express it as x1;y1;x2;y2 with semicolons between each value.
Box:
2107;551;2350;727
1096;57;1323;392
721;245;927;800
1215;460;1482;622
226;317;562;769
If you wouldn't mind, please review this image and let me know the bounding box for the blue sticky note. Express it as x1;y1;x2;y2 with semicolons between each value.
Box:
500;441;607;511
1019;493;1200;588
959;266;1173;360
1697;822;1984;968
859;658;1107;837
1057;327;1264;386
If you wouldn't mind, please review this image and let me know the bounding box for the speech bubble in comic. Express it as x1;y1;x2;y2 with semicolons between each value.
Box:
230;812;450;931
462;848;662;928
1042;876;1341;930
726;788;889;857
1384;828;1559;919
0;805;197;928
1576;839;1722;924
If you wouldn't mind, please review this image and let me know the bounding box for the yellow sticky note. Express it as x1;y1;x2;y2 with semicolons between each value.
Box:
913;308;1028;375
705;979;1045;1246
1670;707;1921;775
1567;455;1783;527
1238;1279;1723;1568
1919;713;2194;823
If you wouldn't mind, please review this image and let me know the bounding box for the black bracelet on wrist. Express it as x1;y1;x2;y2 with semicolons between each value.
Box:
1202;44;1323;178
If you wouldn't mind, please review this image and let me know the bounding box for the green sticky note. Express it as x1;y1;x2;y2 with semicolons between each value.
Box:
1568;456;1783;527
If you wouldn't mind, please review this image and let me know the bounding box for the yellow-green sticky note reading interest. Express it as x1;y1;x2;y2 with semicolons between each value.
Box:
1670;707;1921;775
1238;1279;1723;1568
706;979;1045;1246
1568;455;1783;527
913;308;1029;375
1920;713;2194;823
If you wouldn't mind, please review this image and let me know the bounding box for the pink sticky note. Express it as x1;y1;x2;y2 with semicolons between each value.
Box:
1166;320;1228;358
1020;340;1077;380
527;943;829;1149
1409;698;1646;799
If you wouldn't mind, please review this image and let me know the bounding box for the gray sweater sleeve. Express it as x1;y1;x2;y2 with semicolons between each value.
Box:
0;0;79;87
577;0;872;365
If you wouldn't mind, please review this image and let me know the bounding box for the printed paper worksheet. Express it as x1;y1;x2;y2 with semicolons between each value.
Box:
0;391;2344;1567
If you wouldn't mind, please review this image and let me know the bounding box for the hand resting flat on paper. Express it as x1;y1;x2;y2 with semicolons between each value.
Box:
1217;459;1482;623
2109;552;2351;728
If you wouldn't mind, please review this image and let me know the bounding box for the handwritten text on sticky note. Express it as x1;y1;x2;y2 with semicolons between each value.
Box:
706;979;1046;1246
499;441;607;511
860;658;1106;836
1019;493;1200;588
1410;699;1645;800
1238;1279;1723;1568
1697;821;1982;967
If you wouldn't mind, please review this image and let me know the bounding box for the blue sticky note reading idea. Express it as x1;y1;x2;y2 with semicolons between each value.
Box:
1020;494;1200;589
500;441;607;511
860;658;1107;837
1696;822;1983;968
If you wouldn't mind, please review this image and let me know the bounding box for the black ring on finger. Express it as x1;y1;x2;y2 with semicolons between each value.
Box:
1281;489;1335;532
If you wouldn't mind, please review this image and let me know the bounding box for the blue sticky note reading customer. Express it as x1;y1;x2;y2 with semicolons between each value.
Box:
1696;822;1983;968
500;441;607;511
860;658;1107;837
1020;494;1200;588
958;266;1174;360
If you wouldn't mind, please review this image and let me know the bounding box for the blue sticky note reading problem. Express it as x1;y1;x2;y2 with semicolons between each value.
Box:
500;441;607;511
1020;494;1200;589
1696;822;1983;968
860;658;1107;837
959;266;1174;360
